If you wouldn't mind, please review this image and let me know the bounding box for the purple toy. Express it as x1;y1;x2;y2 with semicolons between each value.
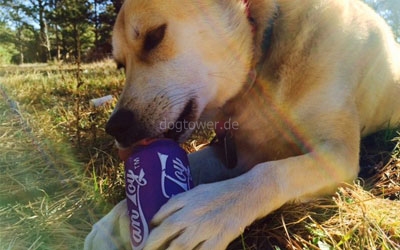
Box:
124;139;193;249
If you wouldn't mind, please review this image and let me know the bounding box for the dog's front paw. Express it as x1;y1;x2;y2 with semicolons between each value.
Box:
84;199;131;250
143;177;258;250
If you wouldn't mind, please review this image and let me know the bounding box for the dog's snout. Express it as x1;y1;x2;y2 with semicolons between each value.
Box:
105;109;143;147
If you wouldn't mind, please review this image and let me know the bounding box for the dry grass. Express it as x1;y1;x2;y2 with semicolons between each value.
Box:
228;163;400;250
0;61;122;250
0;61;399;249
0;100;93;250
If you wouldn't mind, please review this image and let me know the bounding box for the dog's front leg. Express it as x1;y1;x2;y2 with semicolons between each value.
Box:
144;137;360;250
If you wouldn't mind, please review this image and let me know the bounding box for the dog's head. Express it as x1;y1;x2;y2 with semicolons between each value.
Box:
106;0;271;147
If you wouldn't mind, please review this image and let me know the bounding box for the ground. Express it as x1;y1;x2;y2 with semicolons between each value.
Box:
0;61;399;249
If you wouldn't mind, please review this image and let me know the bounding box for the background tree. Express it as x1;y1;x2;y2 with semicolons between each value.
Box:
87;0;119;60
49;0;94;61
0;21;17;64
0;0;52;62
0;0;122;64
33;0;52;62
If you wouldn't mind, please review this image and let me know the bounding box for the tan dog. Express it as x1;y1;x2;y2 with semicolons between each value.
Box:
85;0;400;249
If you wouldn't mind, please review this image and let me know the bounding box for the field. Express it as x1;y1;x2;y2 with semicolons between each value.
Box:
0;60;399;249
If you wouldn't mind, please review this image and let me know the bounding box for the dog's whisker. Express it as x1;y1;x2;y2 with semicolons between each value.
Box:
165;100;190;110
208;71;233;80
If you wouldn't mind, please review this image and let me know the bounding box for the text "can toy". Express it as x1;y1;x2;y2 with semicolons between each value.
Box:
124;139;193;250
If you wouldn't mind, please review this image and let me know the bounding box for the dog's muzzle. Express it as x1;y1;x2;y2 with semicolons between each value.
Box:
106;99;198;147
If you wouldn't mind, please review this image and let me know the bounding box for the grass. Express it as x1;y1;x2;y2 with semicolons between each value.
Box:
0;100;89;249
0;61;123;250
0;60;399;249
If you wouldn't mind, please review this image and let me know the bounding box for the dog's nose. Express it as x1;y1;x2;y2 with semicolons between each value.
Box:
105;108;135;138
105;109;146;147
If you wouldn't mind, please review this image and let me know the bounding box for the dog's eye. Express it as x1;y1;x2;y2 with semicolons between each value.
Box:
144;24;167;52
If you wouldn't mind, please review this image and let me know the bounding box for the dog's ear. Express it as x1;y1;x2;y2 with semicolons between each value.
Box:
246;0;277;65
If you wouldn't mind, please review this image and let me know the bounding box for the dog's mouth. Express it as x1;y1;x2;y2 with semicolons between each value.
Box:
163;98;197;141
114;99;198;161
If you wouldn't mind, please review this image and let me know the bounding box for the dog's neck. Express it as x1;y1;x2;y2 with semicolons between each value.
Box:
216;2;281;120
203;2;280;169
211;2;280;168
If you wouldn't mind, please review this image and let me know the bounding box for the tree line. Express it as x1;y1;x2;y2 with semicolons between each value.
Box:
0;0;399;65
0;0;122;64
